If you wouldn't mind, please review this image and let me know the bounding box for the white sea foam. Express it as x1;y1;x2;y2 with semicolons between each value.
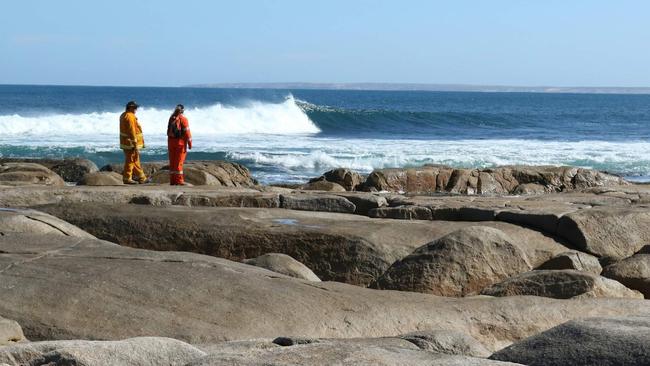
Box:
0;96;320;138
2;98;650;182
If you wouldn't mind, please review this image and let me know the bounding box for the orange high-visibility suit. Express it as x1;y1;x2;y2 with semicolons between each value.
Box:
167;114;192;185
119;111;147;183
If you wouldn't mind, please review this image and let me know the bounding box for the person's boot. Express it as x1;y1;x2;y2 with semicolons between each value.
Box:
137;177;150;184
123;179;138;185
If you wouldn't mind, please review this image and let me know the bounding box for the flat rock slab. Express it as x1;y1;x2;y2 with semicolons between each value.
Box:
481;270;643;299
0;208;94;238
187;338;522;366
36;204;569;285
0;185;279;209
0;337;206;366
490;317;650;366
557;207;650;259
2;233;650;353
280;193;356;213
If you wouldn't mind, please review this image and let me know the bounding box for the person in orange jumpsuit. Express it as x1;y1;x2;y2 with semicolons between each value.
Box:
167;104;192;185
119;101;147;184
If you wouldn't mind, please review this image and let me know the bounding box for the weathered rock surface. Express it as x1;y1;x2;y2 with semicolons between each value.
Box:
557;207;650;259
280;193;356;213
0;163;65;186
373;227;533;296
100;161;166;177
537;251;602;274
0;185;279;209
310;168;363;191
0;317;25;346
362;165;627;194
370;205;434;220
603;253;650;298
2;233;650;352
78;171;124;186
398;330;490;357
244;253;321;281
363;165;453;193
481;270;643;299
186;338;520;366
36;204;569;285
150;161;256;187
0;337;206;366
0;158;98;183
301;180;347;192
490;317;650;366
0;208;94;238
35;204;440;285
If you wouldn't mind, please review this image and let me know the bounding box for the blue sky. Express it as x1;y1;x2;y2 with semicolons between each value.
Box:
1;0;649;87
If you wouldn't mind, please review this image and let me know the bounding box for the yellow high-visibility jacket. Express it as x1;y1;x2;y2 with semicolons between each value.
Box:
119;111;145;150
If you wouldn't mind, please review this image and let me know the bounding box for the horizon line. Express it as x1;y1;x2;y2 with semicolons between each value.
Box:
2;82;650;95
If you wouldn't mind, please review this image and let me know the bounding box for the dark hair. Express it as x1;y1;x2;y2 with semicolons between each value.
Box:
169;104;184;123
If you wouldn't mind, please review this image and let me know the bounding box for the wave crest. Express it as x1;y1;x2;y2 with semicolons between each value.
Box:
0;96;320;137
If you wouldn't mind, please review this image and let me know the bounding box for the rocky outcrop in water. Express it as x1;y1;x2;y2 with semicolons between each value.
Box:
359;165;627;194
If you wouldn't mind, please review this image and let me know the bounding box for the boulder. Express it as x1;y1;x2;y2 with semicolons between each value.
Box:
0;317;25;345
301;180;347;192
48;158;99;183
335;192;388;216
186;337;523;366
244;253;321;281
490;317;650;366
150;161;256;187
0;163;65;186
0;158;98;183
480;270;643;299
603;253;650;298
78;171;124;186
557;207;650;259
0;208;94;238
2;233;650;352
537;251;602;274
372;226;532;296
398;330;490;357
0;337;206;366
311;168;363;191
280;194;356;213
362;165;452;193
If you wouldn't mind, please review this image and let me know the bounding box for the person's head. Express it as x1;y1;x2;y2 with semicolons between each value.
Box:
125;101;139;113
174;104;185;115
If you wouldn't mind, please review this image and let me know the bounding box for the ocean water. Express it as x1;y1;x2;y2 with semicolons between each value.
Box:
1;84;649;184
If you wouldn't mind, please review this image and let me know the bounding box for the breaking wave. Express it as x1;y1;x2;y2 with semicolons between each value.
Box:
0;96;320;138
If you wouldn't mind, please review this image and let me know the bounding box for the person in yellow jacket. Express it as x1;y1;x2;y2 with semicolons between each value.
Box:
119;101;148;184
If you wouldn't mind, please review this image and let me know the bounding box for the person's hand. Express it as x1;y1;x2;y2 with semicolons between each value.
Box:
187;140;192;150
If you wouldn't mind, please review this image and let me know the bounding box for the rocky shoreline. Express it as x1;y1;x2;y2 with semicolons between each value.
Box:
1;158;649;365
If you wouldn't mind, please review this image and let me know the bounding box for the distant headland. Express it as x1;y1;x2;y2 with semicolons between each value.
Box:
186;82;650;94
